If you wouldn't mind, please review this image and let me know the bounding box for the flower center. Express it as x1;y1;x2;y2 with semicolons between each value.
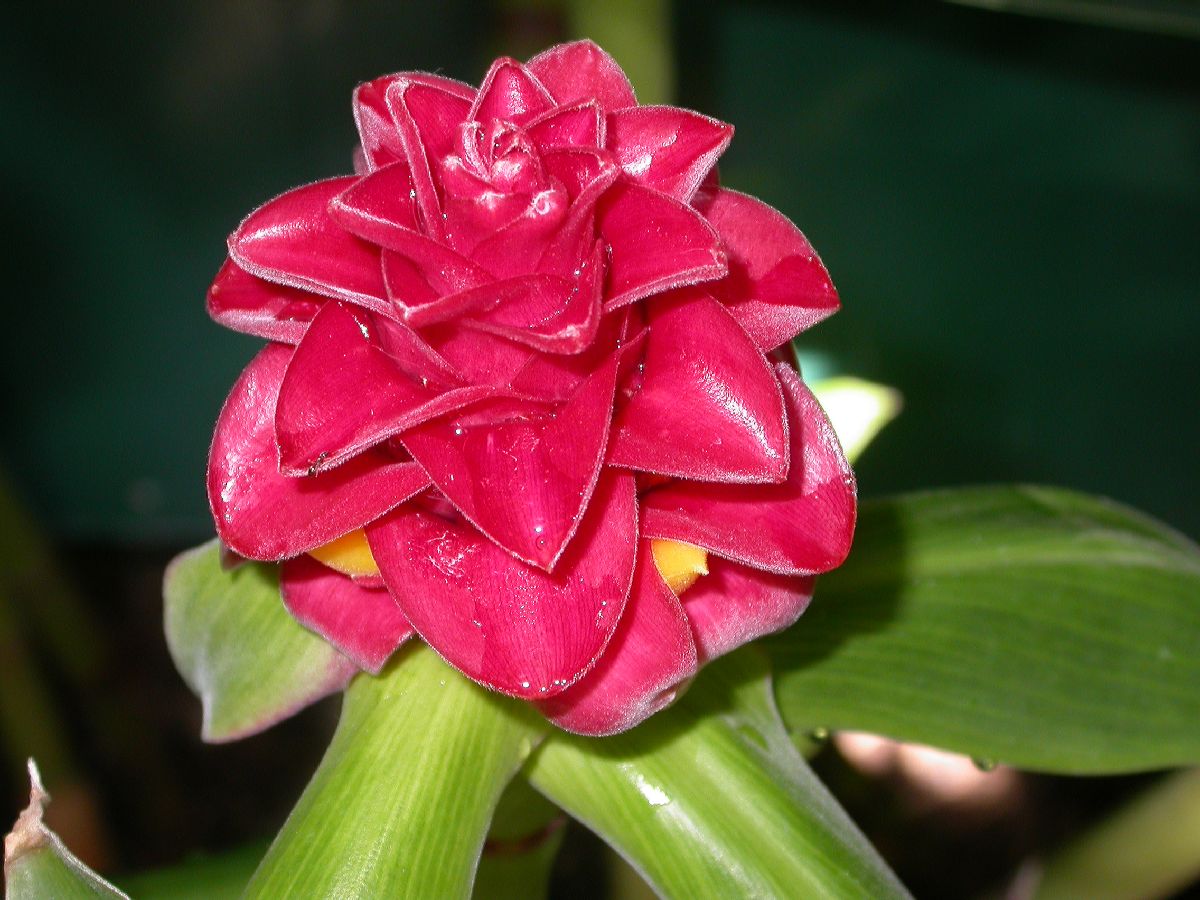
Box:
448;119;544;195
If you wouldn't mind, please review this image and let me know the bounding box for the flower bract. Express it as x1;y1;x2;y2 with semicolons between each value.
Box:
206;40;854;735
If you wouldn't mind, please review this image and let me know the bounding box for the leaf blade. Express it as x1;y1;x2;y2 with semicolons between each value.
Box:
770;486;1200;773
163;540;354;741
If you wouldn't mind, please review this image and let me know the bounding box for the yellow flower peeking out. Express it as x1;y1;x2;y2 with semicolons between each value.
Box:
308;529;379;578
309;531;709;596
649;539;709;595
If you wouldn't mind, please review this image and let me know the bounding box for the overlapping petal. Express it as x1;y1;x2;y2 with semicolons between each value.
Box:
402;348;620;569
608;106;732;202
229;177;392;313
678;557;815;664
598;182;727;309
281;554;414;673
537;549;697;735
610;291;788;483
208;344;430;561
470;57;556;125
274;301;498;474
206;259;320;344
698;188;840;350
526;40;637;111
366;471;638;697
353;72;474;172
383;77;475;235
640;365;855;575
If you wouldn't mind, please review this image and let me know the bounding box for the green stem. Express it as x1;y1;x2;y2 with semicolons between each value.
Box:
244;645;547;899
527;649;909;899
1035;768;1200;900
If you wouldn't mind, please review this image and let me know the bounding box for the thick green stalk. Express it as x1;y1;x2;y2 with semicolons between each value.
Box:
527;649;909;899
244;645;547;899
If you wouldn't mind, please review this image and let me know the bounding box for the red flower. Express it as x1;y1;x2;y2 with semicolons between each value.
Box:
206;41;853;735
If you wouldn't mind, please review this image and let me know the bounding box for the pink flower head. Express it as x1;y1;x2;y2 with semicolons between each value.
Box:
206;41;854;735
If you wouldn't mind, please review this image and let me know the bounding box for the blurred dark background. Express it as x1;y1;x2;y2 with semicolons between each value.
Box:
2;1;1197;897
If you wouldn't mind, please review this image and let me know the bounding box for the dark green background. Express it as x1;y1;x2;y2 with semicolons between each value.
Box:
3;2;1197;544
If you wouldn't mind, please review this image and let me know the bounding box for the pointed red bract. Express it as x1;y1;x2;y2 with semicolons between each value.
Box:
470;58;556;125
598;182;728;309
402;349;620;569
274;302;498;474
281;555;414;673
367;472;638;698
698;188;840;351
229;178;393;313
537;549;697;735
354;72;474;171
641;365;855;575
527;40;637;111
208;344;430;560
610;291;788;483
384;78;476;237
201;42;854;737
206;259;320;344
608;106;732;202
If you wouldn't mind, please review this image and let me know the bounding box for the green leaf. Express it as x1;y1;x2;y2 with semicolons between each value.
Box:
163;540;353;741
4;761;128;899
244;645;547;899
770;486;1200;773
527;649;909;899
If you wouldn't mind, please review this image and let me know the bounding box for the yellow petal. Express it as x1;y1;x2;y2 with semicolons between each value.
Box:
308;528;380;577
651;538;709;596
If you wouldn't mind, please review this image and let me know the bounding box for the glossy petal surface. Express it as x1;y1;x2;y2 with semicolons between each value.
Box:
700;188;839;350
641;365;855;575
208;344;430;560
527;40;637;111
206;259;320;344
598;183;727;309
384;78;475;236
229;177;391;312
367;472;638;697
608;106;732;202
402;350;619;569
537;550;698;735
281;555;414;673
610;292;787;483
470;58;555;125
275;302;494;474
681;558;815;664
